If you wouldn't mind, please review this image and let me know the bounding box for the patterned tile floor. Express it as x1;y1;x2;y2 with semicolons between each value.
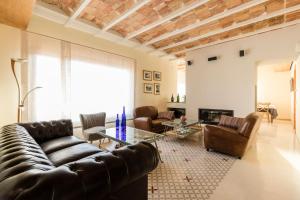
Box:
148;132;236;200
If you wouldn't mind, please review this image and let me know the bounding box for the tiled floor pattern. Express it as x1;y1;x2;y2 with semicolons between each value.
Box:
148;133;236;200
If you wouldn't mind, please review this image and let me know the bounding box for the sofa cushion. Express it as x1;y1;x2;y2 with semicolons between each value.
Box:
18;120;73;144
218;115;244;130
47;143;101;166
40;136;85;154
157;111;174;120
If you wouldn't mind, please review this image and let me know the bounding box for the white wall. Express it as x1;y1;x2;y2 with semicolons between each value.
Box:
295;55;300;140
0;24;21;127
186;24;300;119
257;65;291;120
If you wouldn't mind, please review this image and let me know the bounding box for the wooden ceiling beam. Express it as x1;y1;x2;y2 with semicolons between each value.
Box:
65;0;92;26
173;19;300;55
159;4;300;52
0;0;36;29
143;0;268;46
32;2;177;61
125;0;210;39
102;0;150;32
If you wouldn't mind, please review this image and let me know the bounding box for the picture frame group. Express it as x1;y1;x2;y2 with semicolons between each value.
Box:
144;83;160;95
143;70;161;95
143;70;161;81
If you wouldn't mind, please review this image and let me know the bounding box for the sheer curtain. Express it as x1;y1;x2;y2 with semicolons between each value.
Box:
70;44;134;122
23;33;135;123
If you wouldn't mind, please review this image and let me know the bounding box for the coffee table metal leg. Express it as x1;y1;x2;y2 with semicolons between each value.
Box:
154;141;163;163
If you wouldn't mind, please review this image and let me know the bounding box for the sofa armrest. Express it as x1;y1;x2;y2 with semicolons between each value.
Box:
133;117;152;131
18;120;73;144
64;141;159;198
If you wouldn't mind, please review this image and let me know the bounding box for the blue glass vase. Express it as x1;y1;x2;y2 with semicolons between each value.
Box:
116;114;120;129
121;106;126;130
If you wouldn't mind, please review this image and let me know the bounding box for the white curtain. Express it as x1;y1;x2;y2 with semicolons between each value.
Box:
23;33;135;123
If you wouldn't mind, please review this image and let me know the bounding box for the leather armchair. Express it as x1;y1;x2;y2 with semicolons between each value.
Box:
133;106;174;133
204;113;262;158
0;120;159;200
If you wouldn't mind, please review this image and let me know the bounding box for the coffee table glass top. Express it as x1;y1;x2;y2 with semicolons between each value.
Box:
99;126;164;145
162;119;200;128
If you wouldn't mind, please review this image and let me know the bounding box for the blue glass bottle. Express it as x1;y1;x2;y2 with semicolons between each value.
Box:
121;106;126;130
116;114;120;129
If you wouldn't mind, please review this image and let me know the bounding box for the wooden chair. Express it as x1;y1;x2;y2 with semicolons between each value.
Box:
256;102;271;122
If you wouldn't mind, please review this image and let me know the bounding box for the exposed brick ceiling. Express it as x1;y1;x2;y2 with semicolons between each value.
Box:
40;0;300;58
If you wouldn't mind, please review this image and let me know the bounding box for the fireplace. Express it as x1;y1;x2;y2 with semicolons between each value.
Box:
168;107;186;118
198;108;234;125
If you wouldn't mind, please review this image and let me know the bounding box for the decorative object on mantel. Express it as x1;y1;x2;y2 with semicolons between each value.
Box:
11;58;42;123
153;71;161;81
171;94;174;102
144;83;153;93
154;83;160;95
180;115;187;123
143;70;152;81
176;94;180;103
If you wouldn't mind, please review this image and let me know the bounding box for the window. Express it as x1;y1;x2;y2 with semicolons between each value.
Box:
26;33;135;123
31;55;62;121
70;58;134;122
177;69;186;97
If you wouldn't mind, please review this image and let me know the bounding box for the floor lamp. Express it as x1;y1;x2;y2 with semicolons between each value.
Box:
11;58;42;123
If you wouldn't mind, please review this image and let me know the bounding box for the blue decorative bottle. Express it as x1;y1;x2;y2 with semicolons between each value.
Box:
116;114;120;129
121;106;126;130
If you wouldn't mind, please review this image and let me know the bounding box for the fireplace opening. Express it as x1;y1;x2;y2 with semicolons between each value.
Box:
199;108;234;125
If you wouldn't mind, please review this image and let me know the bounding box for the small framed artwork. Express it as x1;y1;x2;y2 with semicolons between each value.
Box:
143;70;152;81
144;83;153;93
154;83;160;95
153;71;161;81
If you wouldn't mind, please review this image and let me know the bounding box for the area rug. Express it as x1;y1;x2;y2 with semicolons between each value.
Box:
148;133;236;200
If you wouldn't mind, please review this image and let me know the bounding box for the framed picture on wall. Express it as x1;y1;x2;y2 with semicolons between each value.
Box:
144;83;153;93
153;71;161;81
154;83;160;95
143;70;152;81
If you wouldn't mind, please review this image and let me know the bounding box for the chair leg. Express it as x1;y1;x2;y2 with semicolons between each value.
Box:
206;148;210;152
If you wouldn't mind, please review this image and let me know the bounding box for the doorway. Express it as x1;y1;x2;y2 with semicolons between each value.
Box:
256;60;292;123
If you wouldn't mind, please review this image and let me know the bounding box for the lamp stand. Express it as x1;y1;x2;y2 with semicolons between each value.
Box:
11;58;42;123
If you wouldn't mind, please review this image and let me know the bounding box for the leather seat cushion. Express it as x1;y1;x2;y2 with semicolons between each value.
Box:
47;143;102;166
40;136;85;154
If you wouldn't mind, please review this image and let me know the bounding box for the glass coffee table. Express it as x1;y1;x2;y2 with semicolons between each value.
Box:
99;126;164;162
162;119;203;139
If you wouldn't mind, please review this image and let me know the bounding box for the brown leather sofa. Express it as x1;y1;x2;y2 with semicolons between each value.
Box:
204;112;262;158
0;120;159;200
133;106;174;133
